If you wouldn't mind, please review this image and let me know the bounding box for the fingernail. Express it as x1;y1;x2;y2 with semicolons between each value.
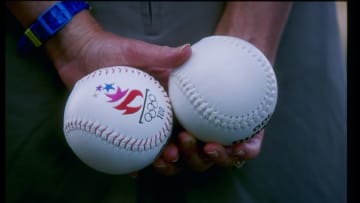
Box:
171;157;179;163
235;150;245;157
178;43;190;51
182;135;196;148
206;150;219;158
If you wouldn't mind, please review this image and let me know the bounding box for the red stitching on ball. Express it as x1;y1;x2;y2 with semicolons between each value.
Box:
159;131;164;143
99;127;107;139
66;66;173;151
149;137;153;149
143;138;149;151
137;138;143;151
83;120;89;130
165;118;171;130
93;124;100;133
130;138;138;151
88;122;94;132
117;137;125;147
124;138;131;149
112;134;119;145
78;120;83;128
154;134;159;146
105;130;114;140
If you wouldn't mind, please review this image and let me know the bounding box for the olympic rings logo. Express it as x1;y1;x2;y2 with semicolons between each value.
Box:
137;89;166;124
143;94;159;122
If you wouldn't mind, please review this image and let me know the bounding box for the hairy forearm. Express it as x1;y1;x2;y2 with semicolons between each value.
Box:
215;2;292;64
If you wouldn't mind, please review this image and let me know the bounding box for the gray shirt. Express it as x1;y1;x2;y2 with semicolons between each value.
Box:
5;2;346;203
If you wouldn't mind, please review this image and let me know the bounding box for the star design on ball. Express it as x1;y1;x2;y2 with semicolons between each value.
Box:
103;83;115;92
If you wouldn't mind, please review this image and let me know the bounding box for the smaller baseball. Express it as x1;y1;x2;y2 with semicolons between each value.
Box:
169;35;278;145
63;66;172;174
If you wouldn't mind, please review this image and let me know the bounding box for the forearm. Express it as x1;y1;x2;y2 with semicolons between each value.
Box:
43;10;103;69
6;1;103;68
215;2;292;64
6;1;57;27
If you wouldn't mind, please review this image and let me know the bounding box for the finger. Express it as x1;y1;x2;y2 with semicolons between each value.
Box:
152;143;180;176
178;132;213;172
124;39;192;69
153;158;181;176
232;129;265;160
161;142;179;163
203;142;235;168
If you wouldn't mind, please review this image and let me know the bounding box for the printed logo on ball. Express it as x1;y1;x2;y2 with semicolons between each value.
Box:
93;83;165;124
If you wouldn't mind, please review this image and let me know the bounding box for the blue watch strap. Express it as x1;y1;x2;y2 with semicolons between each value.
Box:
17;1;90;55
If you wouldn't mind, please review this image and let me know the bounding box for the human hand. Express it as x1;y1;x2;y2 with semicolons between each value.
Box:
157;1;291;177
43;11;193;177
44;11;191;89
153;128;265;176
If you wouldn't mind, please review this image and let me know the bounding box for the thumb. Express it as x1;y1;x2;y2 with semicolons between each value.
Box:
125;41;192;69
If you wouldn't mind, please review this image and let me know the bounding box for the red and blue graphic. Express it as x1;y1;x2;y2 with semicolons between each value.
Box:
96;83;143;115
94;83;165;123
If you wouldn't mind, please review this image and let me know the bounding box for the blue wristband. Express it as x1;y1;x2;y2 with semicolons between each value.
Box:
17;1;91;55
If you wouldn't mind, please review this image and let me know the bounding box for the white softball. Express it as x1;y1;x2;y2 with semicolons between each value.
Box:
169;35;278;145
63;66;172;174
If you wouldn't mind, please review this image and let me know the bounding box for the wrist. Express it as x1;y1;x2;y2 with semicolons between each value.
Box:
11;1;96;58
215;2;292;65
44;10;103;69
215;22;279;65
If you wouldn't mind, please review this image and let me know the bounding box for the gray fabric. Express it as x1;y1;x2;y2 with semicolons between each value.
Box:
220;2;347;202
90;1;225;46
5;2;346;203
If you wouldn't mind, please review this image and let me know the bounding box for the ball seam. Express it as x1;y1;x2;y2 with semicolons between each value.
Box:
64;66;173;152
171;37;277;134
63;117;172;152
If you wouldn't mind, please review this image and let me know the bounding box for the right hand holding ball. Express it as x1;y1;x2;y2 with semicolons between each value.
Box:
168;35;278;145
